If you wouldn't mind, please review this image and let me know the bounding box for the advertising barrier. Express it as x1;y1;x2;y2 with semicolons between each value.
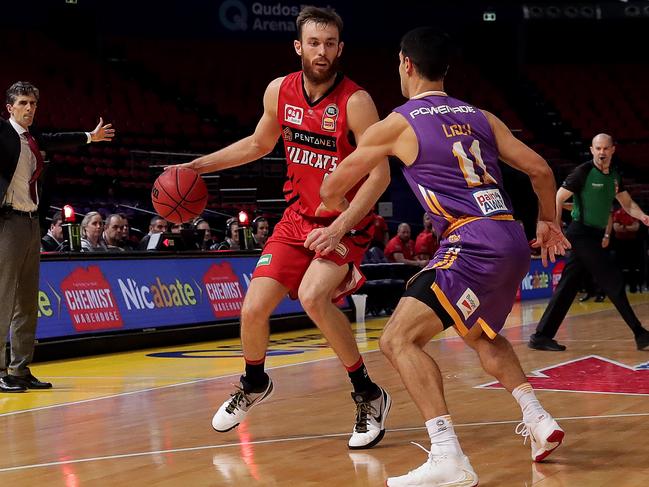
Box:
35;253;558;341
519;257;565;301
36;254;321;340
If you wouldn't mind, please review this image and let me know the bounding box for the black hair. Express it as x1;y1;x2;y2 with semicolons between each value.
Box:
51;211;63;226
225;217;238;238
252;216;268;234
400;28;451;81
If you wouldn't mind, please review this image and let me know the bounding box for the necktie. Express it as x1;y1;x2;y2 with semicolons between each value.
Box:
24;132;44;204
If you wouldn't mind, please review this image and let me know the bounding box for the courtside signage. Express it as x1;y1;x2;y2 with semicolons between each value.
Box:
35;255;330;340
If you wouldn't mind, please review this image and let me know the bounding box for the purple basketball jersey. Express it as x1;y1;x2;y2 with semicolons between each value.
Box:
394;93;530;337
394;93;513;238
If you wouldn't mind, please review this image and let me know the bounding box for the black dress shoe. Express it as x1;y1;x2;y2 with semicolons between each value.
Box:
0;376;27;393
578;293;592;303
528;334;567;351
636;330;649;351
6;373;52;389
594;295;606;303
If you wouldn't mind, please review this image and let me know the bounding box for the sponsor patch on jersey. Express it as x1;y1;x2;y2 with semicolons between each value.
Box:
473;188;508;215
456;288;480;320
284;104;304;125
282;126;337;151
334;242;348;258
321;103;339;132
256;254;272;267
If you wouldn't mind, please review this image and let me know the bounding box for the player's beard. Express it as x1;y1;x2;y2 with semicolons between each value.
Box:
302;55;340;84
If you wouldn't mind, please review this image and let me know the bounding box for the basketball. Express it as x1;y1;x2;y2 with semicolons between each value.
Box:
151;166;208;224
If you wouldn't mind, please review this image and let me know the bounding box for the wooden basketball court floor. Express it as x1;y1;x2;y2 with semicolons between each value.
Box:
1;294;649;486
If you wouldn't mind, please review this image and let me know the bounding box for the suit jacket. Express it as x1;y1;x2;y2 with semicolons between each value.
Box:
0;117;87;206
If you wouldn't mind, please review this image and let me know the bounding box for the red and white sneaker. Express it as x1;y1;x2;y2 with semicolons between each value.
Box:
516;412;565;462
386;443;478;487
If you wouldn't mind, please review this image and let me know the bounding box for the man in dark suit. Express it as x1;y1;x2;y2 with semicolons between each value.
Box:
0;81;114;392
40;210;67;251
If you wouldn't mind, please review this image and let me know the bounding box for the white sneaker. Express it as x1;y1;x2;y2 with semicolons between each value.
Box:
386;444;478;487
211;377;274;432
515;411;565;462
348;387;392;449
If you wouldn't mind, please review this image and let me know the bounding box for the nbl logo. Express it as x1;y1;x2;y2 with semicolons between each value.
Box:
321;103;339;132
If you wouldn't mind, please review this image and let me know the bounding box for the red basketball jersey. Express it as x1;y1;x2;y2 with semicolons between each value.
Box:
277;71;366;219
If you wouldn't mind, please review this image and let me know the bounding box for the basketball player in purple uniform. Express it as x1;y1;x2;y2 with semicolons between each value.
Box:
305;28;571;486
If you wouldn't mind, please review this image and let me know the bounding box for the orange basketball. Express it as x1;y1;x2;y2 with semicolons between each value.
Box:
151;167;208;224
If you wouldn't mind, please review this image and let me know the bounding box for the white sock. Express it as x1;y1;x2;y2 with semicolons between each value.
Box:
512;383;545;422
425;415;463;456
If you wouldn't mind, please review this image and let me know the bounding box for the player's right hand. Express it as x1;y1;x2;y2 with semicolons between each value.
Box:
164;161;196;172
531;221;571;267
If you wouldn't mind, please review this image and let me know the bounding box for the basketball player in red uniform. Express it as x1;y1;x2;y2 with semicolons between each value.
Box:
178;6;391;449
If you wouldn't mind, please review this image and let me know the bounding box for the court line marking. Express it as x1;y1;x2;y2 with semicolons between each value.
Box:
1;411;648;473
1;302;645;418
0;355;341;418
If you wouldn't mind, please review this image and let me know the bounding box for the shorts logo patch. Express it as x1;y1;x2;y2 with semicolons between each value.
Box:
448;234;461;243
456;288;480;319
473;188;508;215
334;242;348;258
256;254;272;267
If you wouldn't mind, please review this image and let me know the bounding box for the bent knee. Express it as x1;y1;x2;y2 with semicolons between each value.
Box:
297;287;329;316
380;319;415;357
241;299;271;326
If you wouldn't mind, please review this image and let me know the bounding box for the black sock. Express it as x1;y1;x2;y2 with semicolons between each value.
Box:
347;361;379;396
243;361;269;392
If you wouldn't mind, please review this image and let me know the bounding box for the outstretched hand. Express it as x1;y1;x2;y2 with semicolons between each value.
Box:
90;117;115;142
530;221;571;267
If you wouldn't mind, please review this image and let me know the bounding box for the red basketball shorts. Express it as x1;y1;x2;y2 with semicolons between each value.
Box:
252;208;374;301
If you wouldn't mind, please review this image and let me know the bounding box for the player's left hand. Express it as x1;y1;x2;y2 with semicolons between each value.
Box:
90;117;115;142
304;225;344;255
531;220;571;267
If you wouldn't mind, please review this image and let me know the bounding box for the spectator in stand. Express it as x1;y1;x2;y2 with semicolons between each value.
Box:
613;206;642;293
193;217;213;250
371;209;390;250
41;211;67;252
103;213;129;251
252;216;270;249
170;222;183;234
214;217;240;250
384;222;426;267
414;212;439;261
80;211;107;252
138;215;168;250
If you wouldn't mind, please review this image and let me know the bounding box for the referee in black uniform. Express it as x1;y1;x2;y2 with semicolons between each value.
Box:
529;134;649;351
